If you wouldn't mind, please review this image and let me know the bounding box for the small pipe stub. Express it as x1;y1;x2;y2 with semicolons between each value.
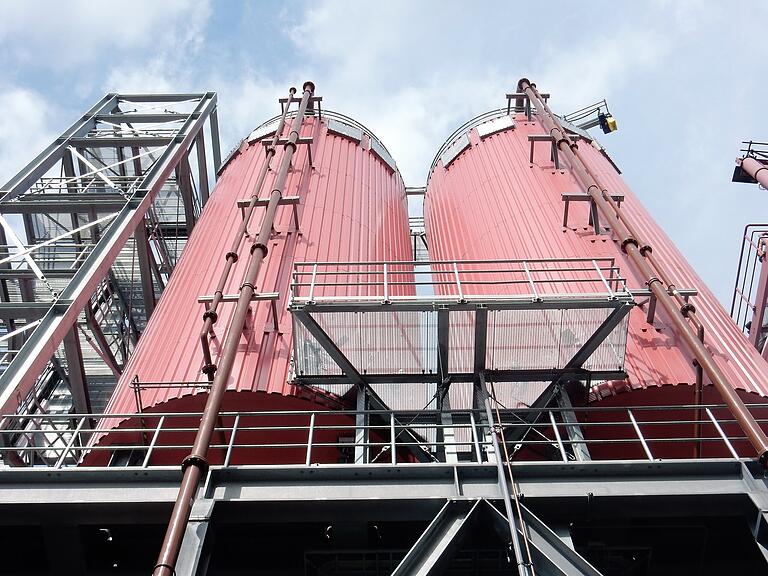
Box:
302;81;316;94
181;454;209;475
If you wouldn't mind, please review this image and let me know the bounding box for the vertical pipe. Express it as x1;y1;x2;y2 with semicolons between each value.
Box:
152;82;315;576
519;78;768;464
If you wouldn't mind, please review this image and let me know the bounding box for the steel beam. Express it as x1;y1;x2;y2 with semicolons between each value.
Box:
564;302;632;369
175;498;215;576
293;310;365;385
392;499;481;576
0;94;119;201
486;501;604;576
556;390;590;462
62;325;91;414
195;132;210;206
135;221;156;319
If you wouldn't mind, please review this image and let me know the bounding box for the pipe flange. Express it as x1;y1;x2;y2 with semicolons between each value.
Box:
639;245;653;256
283;140;297;153
302;81;316;94
181;454;209;475
680;303;696;317
225;251;239;263
202;363;217;376
202;310;218;323
621;237;639;253
152;564;177;576
251;242;269;256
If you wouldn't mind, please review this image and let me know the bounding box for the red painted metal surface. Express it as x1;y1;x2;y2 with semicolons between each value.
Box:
92;114;412;464
425;114;768;401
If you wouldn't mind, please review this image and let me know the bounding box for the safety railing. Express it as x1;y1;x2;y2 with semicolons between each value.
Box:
731;224;768;341
290;257;630;304
0;402;763;469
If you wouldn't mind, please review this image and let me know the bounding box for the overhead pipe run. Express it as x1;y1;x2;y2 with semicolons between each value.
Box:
518;77;768;464
152;82;316;576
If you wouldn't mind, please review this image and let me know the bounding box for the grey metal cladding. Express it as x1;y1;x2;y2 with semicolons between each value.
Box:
327;118;363;143
440;133;471;168
247;120;279;143
369;137;397;172
476;115;515;139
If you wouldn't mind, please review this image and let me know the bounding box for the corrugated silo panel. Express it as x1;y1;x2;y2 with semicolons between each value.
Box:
94;113;413;461
425;114;768;399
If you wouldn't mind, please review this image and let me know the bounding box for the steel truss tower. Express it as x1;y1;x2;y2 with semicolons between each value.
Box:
1;85;768;576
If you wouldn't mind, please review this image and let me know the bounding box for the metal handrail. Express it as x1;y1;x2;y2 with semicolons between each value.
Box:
0;402;760;469
290;257;631;302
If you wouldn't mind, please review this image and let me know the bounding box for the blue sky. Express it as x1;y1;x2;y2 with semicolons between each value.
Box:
1;0;767;305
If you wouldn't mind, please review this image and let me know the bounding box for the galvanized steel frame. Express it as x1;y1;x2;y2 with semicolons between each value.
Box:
0;92;221;417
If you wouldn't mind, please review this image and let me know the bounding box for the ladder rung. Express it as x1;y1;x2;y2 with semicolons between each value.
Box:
197;292;279;304
236;196;300;209
261;137;313;147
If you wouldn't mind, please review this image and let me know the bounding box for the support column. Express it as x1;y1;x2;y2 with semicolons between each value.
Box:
354;384;368;464
557;388;590;462
175;499;215;576
62;325;91;414
177;155;196;234
135;221;156;319
195;132;210;207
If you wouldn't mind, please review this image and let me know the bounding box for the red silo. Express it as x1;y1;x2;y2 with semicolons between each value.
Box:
88;109;413;466
425;99;768;459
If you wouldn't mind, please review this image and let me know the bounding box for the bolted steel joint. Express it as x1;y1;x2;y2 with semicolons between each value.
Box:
621;237;639;253
225;251;239;263
680;303;696;317
202;363;217;376
251;242;268;256
181;454;209;475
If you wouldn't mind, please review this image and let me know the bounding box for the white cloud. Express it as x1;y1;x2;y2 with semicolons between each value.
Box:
0;0;211;68
0;86;57;186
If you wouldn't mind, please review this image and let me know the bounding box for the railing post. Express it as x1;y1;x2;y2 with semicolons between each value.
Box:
383;262;389;303
54;416;87;469
453;262;464;301
469;411;483;462
593;259;614;298
142;415;166;468
549;411;568;462
390;413;396;465
628;409;654;461
223;414;240;467
308;263;318;302
706;407;740;460
523;261;538;300
305;412;315;466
